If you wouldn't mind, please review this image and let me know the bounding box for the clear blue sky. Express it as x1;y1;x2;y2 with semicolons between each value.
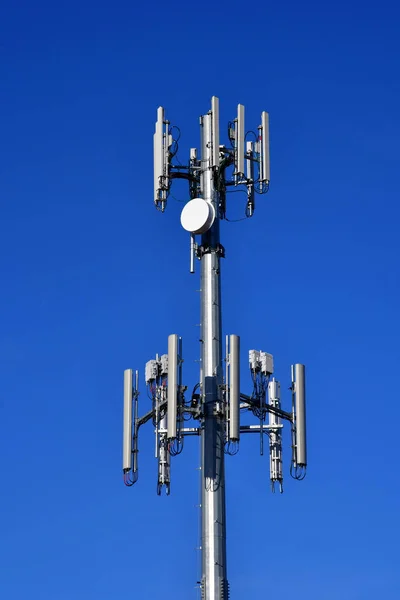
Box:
1;1;399;599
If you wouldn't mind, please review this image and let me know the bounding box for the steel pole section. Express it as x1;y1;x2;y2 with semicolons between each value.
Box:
200;113;228;599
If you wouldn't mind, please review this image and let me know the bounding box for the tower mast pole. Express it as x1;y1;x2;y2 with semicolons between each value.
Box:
199;113;228;598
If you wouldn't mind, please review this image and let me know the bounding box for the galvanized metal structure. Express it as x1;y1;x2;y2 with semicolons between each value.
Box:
122;97;307;600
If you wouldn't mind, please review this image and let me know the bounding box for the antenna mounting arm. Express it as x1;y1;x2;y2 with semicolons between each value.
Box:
240;393;293;422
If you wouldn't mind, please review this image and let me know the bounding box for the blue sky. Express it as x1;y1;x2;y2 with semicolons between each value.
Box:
1;1;400;598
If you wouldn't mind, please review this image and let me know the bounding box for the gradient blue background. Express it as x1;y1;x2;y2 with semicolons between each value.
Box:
1;1;399;598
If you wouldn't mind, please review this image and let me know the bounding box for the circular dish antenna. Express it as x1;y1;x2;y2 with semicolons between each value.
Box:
180;198;215;234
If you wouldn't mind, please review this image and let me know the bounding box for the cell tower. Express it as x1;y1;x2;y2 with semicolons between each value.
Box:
122;97;307;600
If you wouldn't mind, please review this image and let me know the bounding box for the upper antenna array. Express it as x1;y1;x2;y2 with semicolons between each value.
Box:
153;97;270;218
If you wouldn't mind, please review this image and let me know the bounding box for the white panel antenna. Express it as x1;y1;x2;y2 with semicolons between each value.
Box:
246;140;255;216
246;140;253;181
260;111;270;183
153;106;172;209
167;334;179;439
292;364;307;467
228;335;240;442
268;380;281;427
235;104;245;179
268;379;283;492
211;96;220;167
154;107;164;205
123;369;139;485
123;369;133;472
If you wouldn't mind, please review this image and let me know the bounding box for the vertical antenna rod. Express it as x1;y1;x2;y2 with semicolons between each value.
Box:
200;111;228;599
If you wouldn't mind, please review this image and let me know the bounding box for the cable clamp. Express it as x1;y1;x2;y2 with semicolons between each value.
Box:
196;243;225;259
